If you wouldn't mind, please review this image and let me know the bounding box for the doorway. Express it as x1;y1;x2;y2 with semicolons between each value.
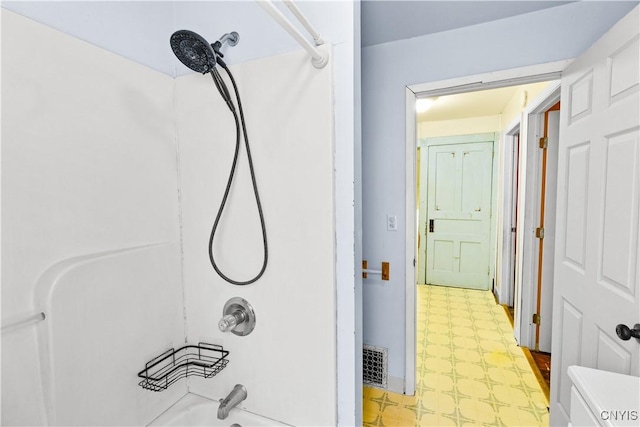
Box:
414;82;560;399
517;95;562;399
403;61;570;395
512;86;561;353
504;129;520;319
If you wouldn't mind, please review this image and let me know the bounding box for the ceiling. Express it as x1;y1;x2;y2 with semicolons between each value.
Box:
418;86;519;122
360;1;572;47
1;1;577;76
1;1;323;76
417;81;550;123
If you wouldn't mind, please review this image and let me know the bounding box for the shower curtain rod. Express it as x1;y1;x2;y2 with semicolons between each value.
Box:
282;0;324;46
256;0;329;69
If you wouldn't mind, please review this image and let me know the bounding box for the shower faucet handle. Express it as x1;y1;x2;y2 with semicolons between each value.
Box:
219;297;256;336
219;310;247;332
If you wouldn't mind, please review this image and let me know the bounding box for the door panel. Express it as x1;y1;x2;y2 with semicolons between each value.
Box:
563;143;590;268
461;150;486;212
459;241;482;272
595;329;632;374
556;300;584;418
601;132;638;292
426;140;493;289
433;240;454;271
550;7;639;425
434;151;456;211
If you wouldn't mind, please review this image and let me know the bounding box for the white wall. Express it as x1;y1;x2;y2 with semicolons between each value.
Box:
176;48;336;425
321;2;362;424
261;2;362;424
361;1;637;385
1;10;184;425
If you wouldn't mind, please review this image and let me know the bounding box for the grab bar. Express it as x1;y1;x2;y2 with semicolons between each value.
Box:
256;0;329;69
1;311;46;333
362;260;390;281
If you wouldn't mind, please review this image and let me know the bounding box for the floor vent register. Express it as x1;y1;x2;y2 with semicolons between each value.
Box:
363;345;388;389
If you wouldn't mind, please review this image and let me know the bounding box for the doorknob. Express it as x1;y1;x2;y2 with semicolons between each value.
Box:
615;323;640;342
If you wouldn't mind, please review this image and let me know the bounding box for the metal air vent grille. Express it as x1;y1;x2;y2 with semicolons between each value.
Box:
363;345;387;389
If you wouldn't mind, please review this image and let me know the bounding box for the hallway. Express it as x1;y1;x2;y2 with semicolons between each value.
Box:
363;285;549;426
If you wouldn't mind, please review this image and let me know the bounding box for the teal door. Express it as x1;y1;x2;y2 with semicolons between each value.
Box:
424;140;493;289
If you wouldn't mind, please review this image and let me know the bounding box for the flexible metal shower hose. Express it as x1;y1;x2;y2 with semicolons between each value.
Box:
208;64;268;285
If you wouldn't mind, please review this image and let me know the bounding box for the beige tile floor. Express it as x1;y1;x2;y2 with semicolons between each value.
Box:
363;285;549;426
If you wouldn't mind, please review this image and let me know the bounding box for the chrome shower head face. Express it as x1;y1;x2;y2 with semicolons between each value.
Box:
170;30;217;73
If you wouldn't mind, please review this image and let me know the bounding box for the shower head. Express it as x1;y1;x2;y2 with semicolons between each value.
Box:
170;29;239;111
170;30;218;73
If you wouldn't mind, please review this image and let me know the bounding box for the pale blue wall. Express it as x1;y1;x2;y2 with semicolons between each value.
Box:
361;1;638;382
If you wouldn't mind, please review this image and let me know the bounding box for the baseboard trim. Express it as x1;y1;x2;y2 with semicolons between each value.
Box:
387;375;404;394
501;304;514;327
521;346;550;405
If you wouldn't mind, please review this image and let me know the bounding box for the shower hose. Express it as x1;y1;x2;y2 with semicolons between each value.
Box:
207;63;268;285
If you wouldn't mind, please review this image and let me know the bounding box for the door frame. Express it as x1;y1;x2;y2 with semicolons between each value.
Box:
404;60;570;394
498;122;520;308
516;83;561;349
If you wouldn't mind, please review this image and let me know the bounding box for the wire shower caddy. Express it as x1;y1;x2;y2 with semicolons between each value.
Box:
138;342;229;391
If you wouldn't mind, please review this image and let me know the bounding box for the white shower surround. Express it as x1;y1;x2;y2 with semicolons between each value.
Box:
2;9;184;426
176;47;336;425
1;9;336;426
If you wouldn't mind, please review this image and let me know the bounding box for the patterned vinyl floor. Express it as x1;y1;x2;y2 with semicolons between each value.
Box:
363;285;549;426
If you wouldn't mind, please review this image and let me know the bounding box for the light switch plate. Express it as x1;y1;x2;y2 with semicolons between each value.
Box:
387;215;398;231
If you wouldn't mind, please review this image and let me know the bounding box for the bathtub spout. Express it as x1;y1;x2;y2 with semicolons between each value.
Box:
217;384;247;420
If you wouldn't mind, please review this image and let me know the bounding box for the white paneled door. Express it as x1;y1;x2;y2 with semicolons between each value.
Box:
424;138;493;290
550;7;640;426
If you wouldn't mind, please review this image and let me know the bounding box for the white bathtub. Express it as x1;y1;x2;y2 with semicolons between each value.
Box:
148;393;290;427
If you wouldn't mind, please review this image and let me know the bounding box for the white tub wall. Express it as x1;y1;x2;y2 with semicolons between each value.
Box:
1;10;185;425
2;2;359;425
35;244;186;426
176;48;336;426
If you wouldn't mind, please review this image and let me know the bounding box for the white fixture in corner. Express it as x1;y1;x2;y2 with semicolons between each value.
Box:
568;365;640;427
